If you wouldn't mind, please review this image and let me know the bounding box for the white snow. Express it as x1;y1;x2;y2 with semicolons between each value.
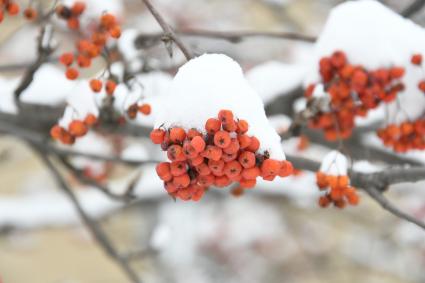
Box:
320;150;348;176
154;53;285;159
306;0;425;121
245;61;307;104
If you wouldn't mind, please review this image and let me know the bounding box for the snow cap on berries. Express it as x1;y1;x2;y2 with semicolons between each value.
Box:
320;150;348;176
155;53;285;159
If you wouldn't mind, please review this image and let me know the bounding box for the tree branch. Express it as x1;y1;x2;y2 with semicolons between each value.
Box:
401;0;425;17
363;186;425;230
31;145;142;283
141;0;193;60
14;25;55;104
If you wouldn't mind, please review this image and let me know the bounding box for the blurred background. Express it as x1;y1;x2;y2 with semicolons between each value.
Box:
0;0;425;283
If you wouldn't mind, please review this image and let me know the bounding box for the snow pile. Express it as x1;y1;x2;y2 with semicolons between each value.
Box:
245;62;307;104
306;0;425;120
154;53;285;159
320;150;348;176
62;0;124;20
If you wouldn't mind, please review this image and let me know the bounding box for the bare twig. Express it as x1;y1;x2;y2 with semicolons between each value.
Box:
401;0;425;17
14;25;55;103
141;0;193;60
31;146;141;283
363;186;425;230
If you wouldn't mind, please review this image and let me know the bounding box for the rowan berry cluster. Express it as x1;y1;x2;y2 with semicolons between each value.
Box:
306;50;405;141
57;5;121;88
0;0;20;22
150;110;293;201
316;172;359;208
50;113;97;145
377;119;425;152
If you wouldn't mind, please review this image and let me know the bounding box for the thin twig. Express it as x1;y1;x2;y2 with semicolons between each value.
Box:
363;186;425;230
31;146;142;283
401;0;425;17
14;24;55;103
141;0;193;60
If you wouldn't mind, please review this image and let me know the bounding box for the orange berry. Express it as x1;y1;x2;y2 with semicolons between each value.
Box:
67;18;80;30
278;160;293;177
208;159;225;175
337;175;349;188
247;136;260;152
7;2;19;15
187;128;201;140
183;140;198;159
196;163;211;176
334;199;346;209
238;134;251;149
318;196;331;208
165;181;177;193
238;151;256;169
105;80;117;95
224;160;242;178
198;174;215;187
0;11;4;23
239;178;256;189
60;130;75;145
231;187;245;197
201;145;222;161
84;114;97;126
330;50;347;69
400;122;414;135
389;67;405;79
89;79;103;92
167;145;186;161
65;67;79;80
215;175;231;188
77;54;91;68
156;162;170;176
100;13;117;29
223;138;240;154
170;161;187;176
23;7;37;20
236;119;249;134
169;127;186;144
139;103;151;115
50;125;64;140
109;25;121;38
411;54;422;65
222;152;237;162
127;103;138;119
223;120;237;132
330;187;344;201
191;187;205;201
241;167;260;180
261;159;281;176
214;130;231;148
59;53;74;67
68;120;88;137
190;136;206;153
190;155;204;166
218;109;234;123
205;118;221;134
345;187;359;205
173;174;190;189
71;1;86;16
92;32;107;46
150;129;165;144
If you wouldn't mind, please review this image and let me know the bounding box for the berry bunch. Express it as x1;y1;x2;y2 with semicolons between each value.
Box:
126;103;151;119
57;7;121;87
377;119;425;152
55;1;86;30
150;110;293;201
316;172;359;208
307;50;405;141
50;113;97;145
0;0;20;22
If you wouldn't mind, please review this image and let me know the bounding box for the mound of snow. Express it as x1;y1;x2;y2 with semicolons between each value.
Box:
306;0;425;120
320;150;348;176
154;53;285;159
